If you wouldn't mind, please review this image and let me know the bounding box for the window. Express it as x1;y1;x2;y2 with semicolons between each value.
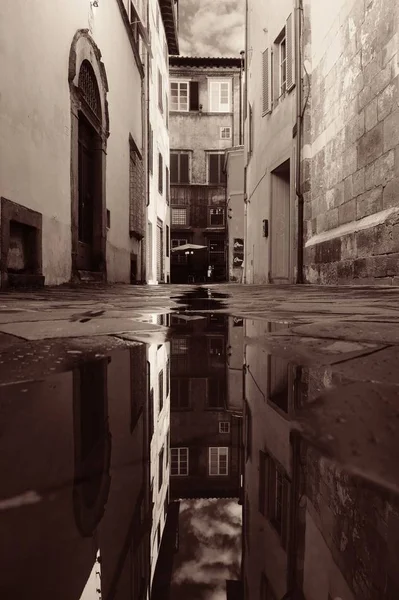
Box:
158;447;164;490
209;79;232;112
166;225;170;257
209;447;229;475
171;378;190;409
209;337;224;359
148;123;153;174
208;153;226;185
258;451;290;549
209;207;224;226
158;69;163;112
158;153;163;194
220;126;231;139
170;81;199;112
171;447;189;475
208;378;225;408
165;94;169;128
170;151;190;184
262;49;271;115
159;370;164;412
172;337;189;354
170;81;189;111
280;34;287;96
219;421;230;433
171;238;188;263
129;139;145;238
209;239;225;264
172;208;187;225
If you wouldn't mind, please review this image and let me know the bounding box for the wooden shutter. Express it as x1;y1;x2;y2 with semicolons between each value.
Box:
158;153;163;193
158;69;163;111
189;81;199;111
170;153;178;183
262;48;270;114
286;13;295;90
209;154;219;184
148;124;153;174
180;153;189;183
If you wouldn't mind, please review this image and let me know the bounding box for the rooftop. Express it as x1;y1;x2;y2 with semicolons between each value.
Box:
169;56;242;68
159;0;179;55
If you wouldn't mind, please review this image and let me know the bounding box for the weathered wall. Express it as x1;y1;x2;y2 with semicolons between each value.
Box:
0;0;143;284
147;0;170;284
244;0;297;284
305;0;399;284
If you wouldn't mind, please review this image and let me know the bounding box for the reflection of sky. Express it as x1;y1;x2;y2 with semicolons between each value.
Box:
171;499;242;599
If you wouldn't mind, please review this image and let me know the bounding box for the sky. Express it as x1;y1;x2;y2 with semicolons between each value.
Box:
178;0;245;57
170;498;242;600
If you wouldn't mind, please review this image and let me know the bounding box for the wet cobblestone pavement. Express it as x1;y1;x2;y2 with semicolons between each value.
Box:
2;283;399;599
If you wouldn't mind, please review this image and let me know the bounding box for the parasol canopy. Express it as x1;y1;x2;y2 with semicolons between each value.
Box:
171;244;207;253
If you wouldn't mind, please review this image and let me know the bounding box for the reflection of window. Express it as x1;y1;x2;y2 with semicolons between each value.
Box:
158;447;164;490
209;447;229;475
172;208;187;225
220;126;231;139
158;370;164;412
259;451;290;549
209;239;225;264
219;421;230;433
208;152;226;185
172;338;189;355
209;208;225;226
171;447;189;475
170;151;190;183
170;81;189;111
171;378;190;409
268;355;289;413
208;79;232;112
209;337;224;356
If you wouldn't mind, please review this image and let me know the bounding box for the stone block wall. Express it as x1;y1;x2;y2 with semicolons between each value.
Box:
304;0;399;284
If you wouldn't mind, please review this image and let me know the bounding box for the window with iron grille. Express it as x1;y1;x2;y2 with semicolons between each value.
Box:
170;151;190;184
78;61;101;118
209;208;224;226
219;421;230;433
129;140;145;238
158;153;163;194
209;239;225;264
208;152;226;185
209;447;229;475
172;208;187;225
171;447;189;475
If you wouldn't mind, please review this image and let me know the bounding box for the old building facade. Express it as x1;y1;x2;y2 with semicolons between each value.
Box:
0;0;148;287
244;0;399;286
146;0;179;284
169;57;242;283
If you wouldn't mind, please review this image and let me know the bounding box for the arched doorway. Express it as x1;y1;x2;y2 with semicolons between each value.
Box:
69;31;109;280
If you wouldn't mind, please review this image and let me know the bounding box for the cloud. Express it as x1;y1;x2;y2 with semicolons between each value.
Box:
178;0;245;57
171;499;242;599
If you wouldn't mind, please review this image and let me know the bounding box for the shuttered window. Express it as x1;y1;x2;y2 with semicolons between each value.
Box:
262;48;271;115
158;153;163;194
158;69;163;112
170;151;190;184
189;81;199;111
286;13;295;90
208;152;226;185
148;123;153;174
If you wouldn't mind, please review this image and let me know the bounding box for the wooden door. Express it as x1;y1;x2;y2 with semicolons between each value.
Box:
270;161;291;282
78;117;96;270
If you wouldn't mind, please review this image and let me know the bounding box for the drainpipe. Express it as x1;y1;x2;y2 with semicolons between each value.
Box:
295;0;304;284
243;0;249;284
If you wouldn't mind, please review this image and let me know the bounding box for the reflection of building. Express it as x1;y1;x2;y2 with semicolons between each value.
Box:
225;147;245;283
169;314;241;499
0;347;151;600
242;333;399;600
147;334;171;586
0;1;148;287
146;0;179;284
169;56;242;283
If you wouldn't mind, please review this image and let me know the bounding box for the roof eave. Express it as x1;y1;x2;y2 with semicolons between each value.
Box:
159;0;179;55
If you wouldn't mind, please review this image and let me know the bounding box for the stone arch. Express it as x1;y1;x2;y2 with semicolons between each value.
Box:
68;30;109;279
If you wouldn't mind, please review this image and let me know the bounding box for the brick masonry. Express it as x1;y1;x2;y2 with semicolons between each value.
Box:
304;0;399;284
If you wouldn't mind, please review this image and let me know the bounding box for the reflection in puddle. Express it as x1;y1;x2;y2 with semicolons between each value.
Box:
1;314;399;599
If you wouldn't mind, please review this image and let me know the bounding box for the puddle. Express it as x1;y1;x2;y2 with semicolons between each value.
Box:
173;286;229;311
1;314;399;599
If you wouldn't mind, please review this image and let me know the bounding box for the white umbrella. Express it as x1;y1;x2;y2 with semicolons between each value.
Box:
171;243;207;253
